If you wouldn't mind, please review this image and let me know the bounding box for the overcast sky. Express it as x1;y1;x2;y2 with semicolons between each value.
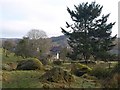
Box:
0;0;119;38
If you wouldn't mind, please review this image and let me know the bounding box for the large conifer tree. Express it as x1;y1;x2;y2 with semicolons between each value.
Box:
61;2;117;62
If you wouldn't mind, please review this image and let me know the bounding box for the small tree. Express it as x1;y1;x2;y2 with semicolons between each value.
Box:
15;30;52;59
2;40;16;57
15;37;31;58
61;2;117;63
28;29;52;58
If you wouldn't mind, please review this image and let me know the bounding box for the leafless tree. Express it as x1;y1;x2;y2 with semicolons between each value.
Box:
26;29;47;39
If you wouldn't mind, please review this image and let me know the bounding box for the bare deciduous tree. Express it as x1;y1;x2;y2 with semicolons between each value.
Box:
26;29;47;39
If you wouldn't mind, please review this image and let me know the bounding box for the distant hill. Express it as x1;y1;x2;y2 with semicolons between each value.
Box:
51;35;68;47
110;38;120;54
0;38;21;48
1;36;120;55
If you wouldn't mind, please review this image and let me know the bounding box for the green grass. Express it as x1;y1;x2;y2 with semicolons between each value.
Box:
2;70;45;88
87;61;117;69
2;52;23;64
1;48;23;66
1;48;118;88
70;76;102;88
2;70;102;88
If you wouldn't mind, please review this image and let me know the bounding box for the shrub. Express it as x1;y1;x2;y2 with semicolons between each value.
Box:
102;73;120;88
44;65;53;71
81;74;97;80
90;66;111;79
40;58;51;65
42;83;50;88
2;64;12;71
40;67;74;83
6;62;17;70
111;63;120;74
16;58;43;70
53;61;62;65
71;63;92;76
41;59;47;65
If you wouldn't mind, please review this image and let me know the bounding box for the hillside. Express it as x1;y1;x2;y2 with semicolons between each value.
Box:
51;35;68;46
110;38;120;54
1;36;120;54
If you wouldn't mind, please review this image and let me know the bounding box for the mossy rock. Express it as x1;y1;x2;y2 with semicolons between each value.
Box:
71;63;92;76
16;58;43;70
40;67;74;83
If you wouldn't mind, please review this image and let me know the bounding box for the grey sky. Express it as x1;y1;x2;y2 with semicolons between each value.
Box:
0;0;119;38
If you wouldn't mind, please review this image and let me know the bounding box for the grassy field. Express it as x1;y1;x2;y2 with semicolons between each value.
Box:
1;48;118;88
2;70;102;88
2;51;23;64
2;70;45;88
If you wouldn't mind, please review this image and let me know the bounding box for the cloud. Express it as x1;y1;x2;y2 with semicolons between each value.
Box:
0;0;119;38
0;0;68;38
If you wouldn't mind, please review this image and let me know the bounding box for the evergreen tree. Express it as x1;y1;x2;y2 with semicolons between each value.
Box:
61;2;117;62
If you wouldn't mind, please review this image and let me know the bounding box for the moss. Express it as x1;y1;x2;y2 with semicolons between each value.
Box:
16;58;43;70
71;63;92;76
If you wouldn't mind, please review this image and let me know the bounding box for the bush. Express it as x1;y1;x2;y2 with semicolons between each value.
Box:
71;63;92;76
90;66;111;79
6;62;17;70
102;73;120;88
44;65;53;71
40;59;48;65
42;83;50;88
40;67;74;83
53;61;62;65
2;64;12;71
16;58;43;70
111;63;120;74
81;74;97;80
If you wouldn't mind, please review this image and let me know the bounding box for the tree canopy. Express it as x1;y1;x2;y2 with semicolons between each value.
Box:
15;30;52;58
26;29;47;39
61;2;117;62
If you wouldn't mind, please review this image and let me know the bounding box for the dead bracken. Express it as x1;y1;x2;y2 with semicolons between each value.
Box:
39;67;74;83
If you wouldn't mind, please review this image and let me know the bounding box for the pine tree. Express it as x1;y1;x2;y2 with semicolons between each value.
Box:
61;2;117;63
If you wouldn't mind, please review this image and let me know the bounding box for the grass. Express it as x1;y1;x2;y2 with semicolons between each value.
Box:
2;52;23;64
2;70;45;88
1;48;118;88
2;70;102;88
70;76;102;88
2;61;116;88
